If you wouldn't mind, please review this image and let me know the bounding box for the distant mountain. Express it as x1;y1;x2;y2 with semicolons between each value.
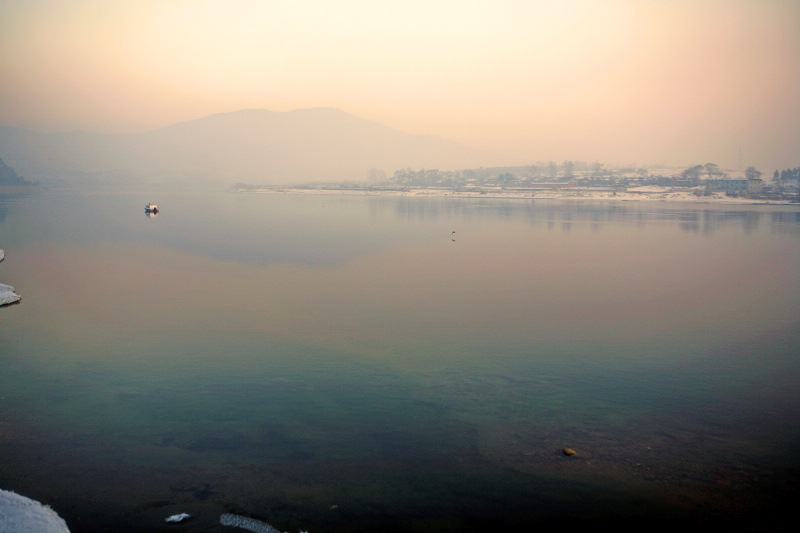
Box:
0;108;494;186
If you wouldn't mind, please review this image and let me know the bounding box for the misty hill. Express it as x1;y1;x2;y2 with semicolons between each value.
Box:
0;156;35;186
0;157;22;184
0;108;493;186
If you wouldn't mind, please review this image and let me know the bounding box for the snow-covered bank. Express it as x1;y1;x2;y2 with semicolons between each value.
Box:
0;284;20;306
0;489;70;532
234;186;798;205
0;248;22;306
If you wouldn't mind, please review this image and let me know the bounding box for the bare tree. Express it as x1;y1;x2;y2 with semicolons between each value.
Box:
562;160;574;178
745;166;762;180
367;168;386;183
704;162;720;180
682;165;703;184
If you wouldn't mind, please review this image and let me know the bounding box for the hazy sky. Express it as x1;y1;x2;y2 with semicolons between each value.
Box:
1;0;798;170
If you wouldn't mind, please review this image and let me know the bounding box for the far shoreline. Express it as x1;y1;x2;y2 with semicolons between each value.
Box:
231;185;800;206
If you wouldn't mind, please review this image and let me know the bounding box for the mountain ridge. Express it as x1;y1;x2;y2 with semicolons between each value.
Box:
0;108;495;186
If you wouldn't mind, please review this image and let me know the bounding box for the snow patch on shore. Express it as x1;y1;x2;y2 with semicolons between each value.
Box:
0;248;21;306
1;248;21;306
0;284;20;306
0;489;70;532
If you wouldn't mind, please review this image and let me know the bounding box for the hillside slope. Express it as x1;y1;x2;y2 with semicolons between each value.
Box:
0;108;494;186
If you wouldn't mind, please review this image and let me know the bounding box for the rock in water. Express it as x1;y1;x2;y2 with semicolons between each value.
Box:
561;448;577;456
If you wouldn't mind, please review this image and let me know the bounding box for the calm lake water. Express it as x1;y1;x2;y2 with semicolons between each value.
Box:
1;188;799;532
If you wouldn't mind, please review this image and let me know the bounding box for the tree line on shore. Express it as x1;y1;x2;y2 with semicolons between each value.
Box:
369;161;799;193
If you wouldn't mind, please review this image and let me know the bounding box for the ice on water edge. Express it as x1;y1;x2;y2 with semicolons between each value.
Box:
220;513;309;533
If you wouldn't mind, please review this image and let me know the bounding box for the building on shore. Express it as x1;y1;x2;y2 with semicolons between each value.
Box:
708;178;764;193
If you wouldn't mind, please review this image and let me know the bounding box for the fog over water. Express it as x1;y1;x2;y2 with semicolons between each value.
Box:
1;188;799;532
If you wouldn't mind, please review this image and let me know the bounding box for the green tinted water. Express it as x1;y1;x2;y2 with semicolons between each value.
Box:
1;190;799;532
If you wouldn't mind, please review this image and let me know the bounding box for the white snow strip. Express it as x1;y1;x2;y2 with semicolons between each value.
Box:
0;489;70;533
220;513;309;533
220;513;283;533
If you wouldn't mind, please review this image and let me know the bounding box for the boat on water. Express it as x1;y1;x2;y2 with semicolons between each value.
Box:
145;203;159;213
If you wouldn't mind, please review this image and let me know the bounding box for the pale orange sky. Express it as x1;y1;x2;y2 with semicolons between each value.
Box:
1;0;798;170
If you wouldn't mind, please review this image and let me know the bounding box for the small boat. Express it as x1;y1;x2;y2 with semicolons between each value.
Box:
145;203;159;213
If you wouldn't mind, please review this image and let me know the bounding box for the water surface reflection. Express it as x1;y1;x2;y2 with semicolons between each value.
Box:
0;189;798;532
